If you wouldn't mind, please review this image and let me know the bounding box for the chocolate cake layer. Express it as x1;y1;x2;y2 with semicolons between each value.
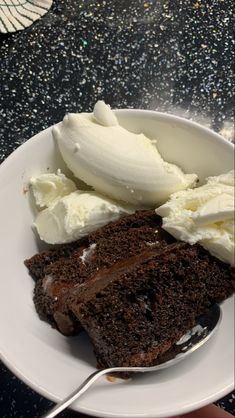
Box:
89;209;161;242
28;211;174;335
24;239;87;281
69;243;235;368
25;210;160;281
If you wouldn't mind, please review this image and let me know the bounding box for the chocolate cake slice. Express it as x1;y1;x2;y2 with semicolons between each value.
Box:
69;242;235;368
26;211;174;335
25;210;160;281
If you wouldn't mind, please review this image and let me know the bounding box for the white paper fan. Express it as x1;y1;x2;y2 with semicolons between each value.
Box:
0;0;53;33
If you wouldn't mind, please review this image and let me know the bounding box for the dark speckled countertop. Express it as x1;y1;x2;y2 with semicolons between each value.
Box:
0;1;234;417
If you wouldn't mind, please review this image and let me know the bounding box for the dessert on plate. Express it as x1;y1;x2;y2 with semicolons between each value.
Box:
25;102;235;369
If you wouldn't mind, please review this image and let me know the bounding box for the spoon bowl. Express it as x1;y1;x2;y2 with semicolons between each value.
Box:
42;304;221;418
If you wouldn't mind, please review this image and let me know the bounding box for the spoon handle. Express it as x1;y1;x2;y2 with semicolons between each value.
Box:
41;369;106;418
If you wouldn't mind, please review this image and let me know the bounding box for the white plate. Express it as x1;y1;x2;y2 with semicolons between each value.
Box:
0;110;234;418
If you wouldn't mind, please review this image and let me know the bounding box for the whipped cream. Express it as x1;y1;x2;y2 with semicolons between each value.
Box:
30;169;76;208
156;171;235;266
53;101;197;207
80;243;97;263
34;190;134;244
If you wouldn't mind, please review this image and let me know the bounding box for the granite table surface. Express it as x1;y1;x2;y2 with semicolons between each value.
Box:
0;0;234;417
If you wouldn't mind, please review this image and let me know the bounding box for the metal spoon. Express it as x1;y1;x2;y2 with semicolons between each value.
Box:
42;304;221;418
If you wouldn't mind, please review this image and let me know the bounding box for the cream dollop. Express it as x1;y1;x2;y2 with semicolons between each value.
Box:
156;171;235;266
30;169;76;208
53;101;197;207
34;190;134;244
